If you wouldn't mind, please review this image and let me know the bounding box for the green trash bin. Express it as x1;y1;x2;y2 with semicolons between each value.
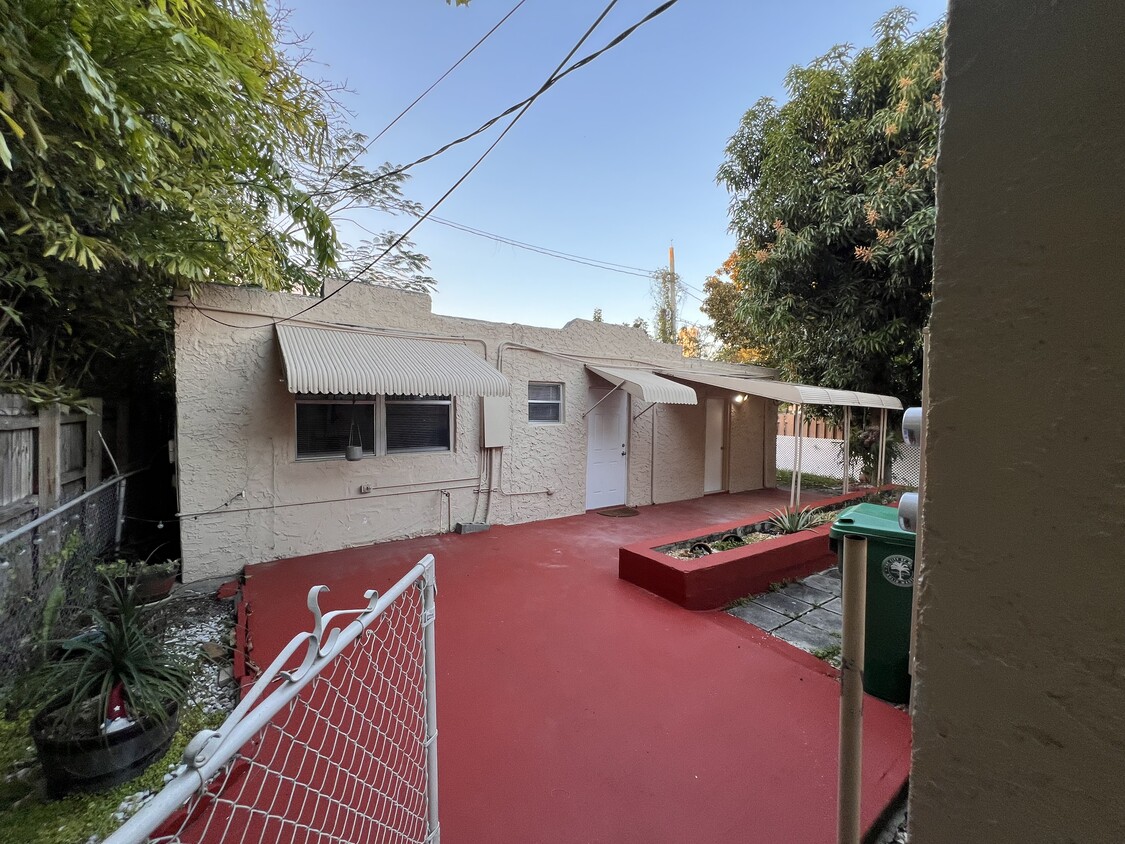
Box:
829;503;916;704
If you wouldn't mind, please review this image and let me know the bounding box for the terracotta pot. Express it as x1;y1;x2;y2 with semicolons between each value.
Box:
112;570;176;604
31;698;180;798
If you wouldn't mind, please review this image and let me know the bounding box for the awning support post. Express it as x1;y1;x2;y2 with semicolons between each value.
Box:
790;404;803;509
842;406;851;494
581;384;623;419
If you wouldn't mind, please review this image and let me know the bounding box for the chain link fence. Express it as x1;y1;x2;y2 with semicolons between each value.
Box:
107;556;440;844
0;472;139;684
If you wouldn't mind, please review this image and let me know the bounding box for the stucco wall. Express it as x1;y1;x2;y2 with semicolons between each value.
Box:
728;396;774;493
175;283;777;580
909;2;1125;841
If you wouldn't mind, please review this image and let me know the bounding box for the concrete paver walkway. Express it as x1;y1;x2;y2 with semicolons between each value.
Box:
240;489;910;844
729;567;845;656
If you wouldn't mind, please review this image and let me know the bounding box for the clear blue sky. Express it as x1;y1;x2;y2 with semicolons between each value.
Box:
286;1;948;332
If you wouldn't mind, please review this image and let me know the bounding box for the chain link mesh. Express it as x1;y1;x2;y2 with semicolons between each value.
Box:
143;578;433;844
0;477;129;683
891;443;921;489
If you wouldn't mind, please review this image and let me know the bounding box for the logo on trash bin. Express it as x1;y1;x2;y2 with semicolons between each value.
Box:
881;554;914;587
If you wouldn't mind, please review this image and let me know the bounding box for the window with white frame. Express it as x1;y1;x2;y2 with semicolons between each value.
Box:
528;382;563;423
296;394;452;459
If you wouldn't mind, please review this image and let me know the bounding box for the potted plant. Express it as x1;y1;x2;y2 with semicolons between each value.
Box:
26;577;190;797
96;555;179;604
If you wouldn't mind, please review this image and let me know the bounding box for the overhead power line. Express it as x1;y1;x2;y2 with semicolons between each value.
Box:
368;0;530;148
423;215;656;277
192;0;683;330
319;0;683;198
198;0;528;287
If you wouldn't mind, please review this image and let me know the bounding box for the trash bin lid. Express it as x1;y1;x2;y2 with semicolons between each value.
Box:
829;502;914;542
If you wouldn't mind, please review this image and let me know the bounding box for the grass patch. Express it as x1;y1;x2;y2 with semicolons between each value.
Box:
725;594;756;610
0;701;225;844
812;633;843;665
776;469;844;490
811;643;842;662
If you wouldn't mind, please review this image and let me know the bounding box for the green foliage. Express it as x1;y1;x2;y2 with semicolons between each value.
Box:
840;421;901;481
650;266;683;344
776;468;844;490
95;557;178;580
26;577;189;735
0;702;225;844
811;640;842;663
0;0;428;401
625;316;650;336
715;8;943;403
701;253;767;364
766;506;822;534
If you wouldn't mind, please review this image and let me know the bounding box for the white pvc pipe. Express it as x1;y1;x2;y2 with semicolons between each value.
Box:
789;405;802;508
838;535;868;844
877;408;888;486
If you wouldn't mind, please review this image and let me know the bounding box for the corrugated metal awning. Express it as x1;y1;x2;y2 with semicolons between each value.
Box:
661;370;901;410
586;365;697;404
276;324;510;396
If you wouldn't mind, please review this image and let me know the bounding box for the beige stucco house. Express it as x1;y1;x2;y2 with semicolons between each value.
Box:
173;281;796;581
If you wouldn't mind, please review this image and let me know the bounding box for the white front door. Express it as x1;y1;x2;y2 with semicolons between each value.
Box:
586;388;628;510
704;396;727;493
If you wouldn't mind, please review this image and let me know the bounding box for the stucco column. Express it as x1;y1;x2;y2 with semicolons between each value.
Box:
909;2;1125;841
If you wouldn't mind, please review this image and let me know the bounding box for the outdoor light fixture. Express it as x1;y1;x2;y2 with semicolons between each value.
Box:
733;394;747;404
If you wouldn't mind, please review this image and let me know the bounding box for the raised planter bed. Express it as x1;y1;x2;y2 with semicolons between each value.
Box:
619;488;897;610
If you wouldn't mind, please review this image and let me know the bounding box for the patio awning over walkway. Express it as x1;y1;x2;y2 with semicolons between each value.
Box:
276;324;510;396
585;365;697;404
661;370;901;410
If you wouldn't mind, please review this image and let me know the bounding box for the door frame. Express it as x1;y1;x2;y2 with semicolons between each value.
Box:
704;394;730;494
585;386;629;510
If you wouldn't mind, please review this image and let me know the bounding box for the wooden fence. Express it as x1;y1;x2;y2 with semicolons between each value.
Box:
0;395;118;534
776;409;846;440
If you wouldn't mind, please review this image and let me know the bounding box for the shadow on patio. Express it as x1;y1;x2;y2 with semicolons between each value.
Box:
241;487;910;844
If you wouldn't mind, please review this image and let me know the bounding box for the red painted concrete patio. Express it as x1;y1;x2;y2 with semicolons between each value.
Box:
241;488;910;844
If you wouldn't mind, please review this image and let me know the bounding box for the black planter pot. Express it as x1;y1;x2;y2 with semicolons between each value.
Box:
31;698;180;798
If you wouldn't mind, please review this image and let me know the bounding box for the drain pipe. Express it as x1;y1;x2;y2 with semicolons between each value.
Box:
838;534;868;844
649;404;658;505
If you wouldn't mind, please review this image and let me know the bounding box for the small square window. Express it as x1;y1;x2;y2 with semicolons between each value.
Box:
528;382;563;423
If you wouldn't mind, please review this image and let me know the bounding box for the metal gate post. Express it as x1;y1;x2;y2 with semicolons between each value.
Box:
421;557;440;844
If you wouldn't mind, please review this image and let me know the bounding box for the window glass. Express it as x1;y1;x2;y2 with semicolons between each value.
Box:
386;396;452;453
528;382;563;423
296;401;375;458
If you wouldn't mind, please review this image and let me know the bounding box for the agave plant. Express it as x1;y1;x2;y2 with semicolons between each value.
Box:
766;506;822;534
32;575;190;737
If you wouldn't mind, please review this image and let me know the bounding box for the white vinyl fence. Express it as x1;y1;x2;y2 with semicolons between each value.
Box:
108;556;439;844
776;437;921;490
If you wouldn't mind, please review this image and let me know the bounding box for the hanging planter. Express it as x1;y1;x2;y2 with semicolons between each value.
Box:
345;398;364;461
